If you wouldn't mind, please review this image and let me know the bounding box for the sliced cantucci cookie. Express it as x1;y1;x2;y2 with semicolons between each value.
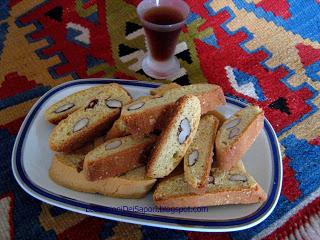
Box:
146;95;201;178
83;135;157;181
215;106;264;170
45;83;131;124
184;114;219;194
121;83;225;136
153;161;267;208
49;89;132;152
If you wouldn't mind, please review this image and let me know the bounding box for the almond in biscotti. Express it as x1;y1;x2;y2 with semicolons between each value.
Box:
105;139;122;150
215;106;264;170
177;118;191;144
187;150;199;167
208;175;214;185
229;174;247;182
85;99;99;110
127;102;145;111
225;118;241;129
73;118;89;132
146;95;201;179
106;99;122;108
228;127;240;139
54;103;75;113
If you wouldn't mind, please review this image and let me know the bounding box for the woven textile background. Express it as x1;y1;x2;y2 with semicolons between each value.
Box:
1;0;320;239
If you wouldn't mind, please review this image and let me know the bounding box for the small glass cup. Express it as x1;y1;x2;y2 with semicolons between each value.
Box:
137;0;190;79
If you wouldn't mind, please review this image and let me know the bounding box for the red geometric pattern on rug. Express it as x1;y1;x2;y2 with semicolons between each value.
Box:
187;232;231;240
1;0;319;239
281;156;301;202
0;72;38;99
296;43;320;67
57;217;105;240
309;136;320;146
263;196;320;240
0;117;25;135
256;0;291;20
18;0;114;78
193;13;313;132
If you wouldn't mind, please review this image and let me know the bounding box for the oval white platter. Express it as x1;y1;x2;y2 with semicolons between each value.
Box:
12;79;282;232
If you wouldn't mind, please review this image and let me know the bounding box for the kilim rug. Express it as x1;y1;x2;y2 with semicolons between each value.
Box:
1;0;320;239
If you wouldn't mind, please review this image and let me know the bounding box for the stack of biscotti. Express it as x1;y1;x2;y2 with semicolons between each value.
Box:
46;82;266;206
151;102;266;208
45;84;159;198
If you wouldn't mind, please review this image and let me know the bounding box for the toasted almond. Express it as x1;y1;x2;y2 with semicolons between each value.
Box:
128;102;144;111
178;118;191;144
54;103;75;113
105;140;122;150
106;99;122;108
73;118;89;132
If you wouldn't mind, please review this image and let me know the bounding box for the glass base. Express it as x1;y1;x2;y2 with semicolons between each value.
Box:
141;55;180;79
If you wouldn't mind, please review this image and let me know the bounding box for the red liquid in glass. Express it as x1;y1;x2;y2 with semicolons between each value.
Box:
143;6;184;61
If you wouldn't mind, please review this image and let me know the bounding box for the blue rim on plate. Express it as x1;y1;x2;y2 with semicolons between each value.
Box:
12;79;282;231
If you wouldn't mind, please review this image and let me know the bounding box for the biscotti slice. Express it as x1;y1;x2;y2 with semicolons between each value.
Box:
84;135;157;181
121;83;225;136
49;90;132;152
153;162;267;208
45;84;131;124
215;106;264;170
146;95;201;178
184;114;219;193
49;154;156;198
150;83;181;96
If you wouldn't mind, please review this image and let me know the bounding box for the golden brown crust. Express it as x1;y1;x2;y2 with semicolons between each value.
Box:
84;137;156;181
48;115;68;125
49;155;156;199
197;86;226;114
216;111;264;170
150;83;181;96
154;184;267;208
122;104;171;136
105;118;130;140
